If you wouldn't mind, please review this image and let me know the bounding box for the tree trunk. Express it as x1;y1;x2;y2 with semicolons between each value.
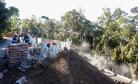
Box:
0;34;3;40
130;63;138;80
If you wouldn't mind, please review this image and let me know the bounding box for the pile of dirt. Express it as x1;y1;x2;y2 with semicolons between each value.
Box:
0;65;61;84
0;50;116;84
52;50;115;84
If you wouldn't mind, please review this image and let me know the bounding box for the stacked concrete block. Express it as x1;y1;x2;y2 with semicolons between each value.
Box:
8;43;29;64
17;43;28;59
9;44;18;64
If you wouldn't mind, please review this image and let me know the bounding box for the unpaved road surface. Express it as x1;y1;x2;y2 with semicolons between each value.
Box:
0;37;11;58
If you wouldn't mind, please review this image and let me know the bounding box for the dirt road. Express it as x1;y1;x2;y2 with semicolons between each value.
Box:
0;37;11;58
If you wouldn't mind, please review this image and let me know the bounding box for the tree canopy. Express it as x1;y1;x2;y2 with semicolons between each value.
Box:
0;0;19;39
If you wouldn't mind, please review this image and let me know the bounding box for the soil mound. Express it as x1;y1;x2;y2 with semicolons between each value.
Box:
0;50;115;84
52;50;115;84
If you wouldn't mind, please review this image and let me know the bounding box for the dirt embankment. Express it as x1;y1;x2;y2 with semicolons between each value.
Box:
0;50;115;84
52;50;115;84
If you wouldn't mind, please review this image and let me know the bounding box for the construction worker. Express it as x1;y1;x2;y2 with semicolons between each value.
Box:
23;33;33;45
49;42;59;59
39;42;48;60
23;33;30;44
12;34;19;43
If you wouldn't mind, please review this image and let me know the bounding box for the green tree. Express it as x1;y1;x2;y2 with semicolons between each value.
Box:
9;6;19;33
0;0;11;39
61;9;98;44
9;6;19;16
38;16;60;39
28;15;40;36
22;18;29;33
97;8;138;80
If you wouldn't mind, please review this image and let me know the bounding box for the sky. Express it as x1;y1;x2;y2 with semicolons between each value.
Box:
5;0;138;21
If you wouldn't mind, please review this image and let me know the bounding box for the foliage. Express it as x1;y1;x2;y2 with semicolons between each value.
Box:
0;0;19;38
9;6;19;16
95;8;137;63
8;6;19;33
0;0;10;34
61;9;99;44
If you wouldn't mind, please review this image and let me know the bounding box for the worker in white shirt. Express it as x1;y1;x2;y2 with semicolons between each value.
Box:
49;42;59;59
39;42;48;61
